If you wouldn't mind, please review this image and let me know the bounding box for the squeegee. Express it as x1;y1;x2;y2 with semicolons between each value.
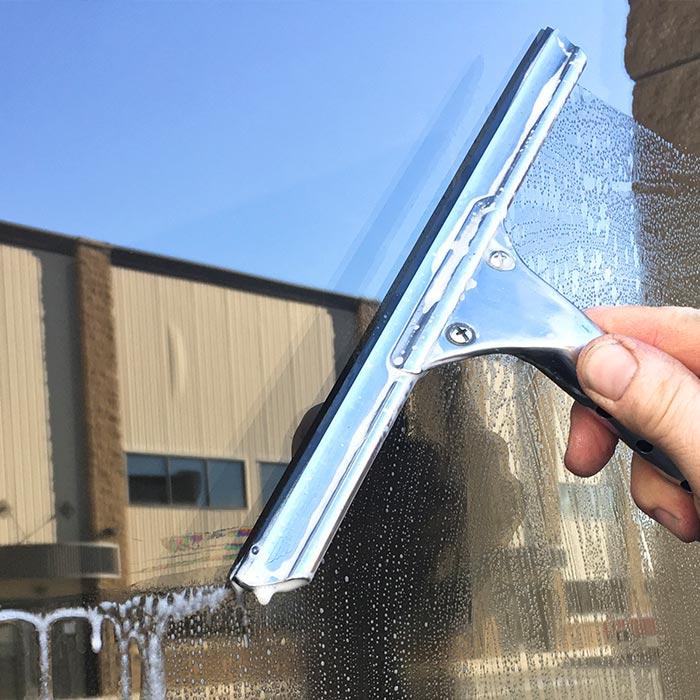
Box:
229;28;687;605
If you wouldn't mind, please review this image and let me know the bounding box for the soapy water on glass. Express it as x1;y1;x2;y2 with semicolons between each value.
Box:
1;87;699;698
0;586;235;699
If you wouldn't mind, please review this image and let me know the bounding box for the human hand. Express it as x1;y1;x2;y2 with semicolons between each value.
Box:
565;306;700;542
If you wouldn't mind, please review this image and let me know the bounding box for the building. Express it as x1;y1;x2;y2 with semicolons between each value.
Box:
625;4;700;692
0;220;366;696
0;213;663;697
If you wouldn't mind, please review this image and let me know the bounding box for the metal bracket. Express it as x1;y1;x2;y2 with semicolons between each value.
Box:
228;28;685;604
418;225;686;487
422;225;601;390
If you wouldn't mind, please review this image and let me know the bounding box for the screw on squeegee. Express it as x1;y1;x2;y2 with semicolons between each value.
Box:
445;323;475;346
487;249;515;270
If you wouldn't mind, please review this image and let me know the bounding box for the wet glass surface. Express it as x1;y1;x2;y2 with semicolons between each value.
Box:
1;78;699;700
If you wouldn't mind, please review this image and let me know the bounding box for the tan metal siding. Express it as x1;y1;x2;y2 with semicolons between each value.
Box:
112;267;355;584
0;245;55;545
127;506;251;584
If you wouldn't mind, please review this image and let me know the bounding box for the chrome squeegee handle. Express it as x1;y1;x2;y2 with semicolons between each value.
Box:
230;28;589;597
418;221;689;492
230;360;419;595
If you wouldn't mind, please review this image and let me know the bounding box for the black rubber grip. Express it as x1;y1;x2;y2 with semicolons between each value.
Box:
519;348;689;492
582;397;689;490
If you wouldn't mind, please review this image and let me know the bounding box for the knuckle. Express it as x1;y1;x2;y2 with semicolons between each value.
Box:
653;306;700;347
671;306;700;325
631;489;653;520
629;354;699;454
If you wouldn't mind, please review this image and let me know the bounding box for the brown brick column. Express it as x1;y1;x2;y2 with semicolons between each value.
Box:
626;3;700;692
626;0;700;155
75;242;128;587
354;298;379;341
75;242;128;693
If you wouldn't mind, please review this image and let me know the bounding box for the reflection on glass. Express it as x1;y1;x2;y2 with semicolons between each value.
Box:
0;622;38;698
259;462;287;506
1;67;699;700
169;458;207;506
127;454;168;504
559;481;615;520
207;459;246;509
127;455;247;509
50;620;99;697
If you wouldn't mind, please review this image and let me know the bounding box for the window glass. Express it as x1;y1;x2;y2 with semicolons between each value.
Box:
127;454;168;504
259;462;287;507
169;458;207;506
558;482;616;520
207;459;246;509
0;623;36;698
5;8;700;698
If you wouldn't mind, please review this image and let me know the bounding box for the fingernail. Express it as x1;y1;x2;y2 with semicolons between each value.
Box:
651;508;679;532
580;341;638;401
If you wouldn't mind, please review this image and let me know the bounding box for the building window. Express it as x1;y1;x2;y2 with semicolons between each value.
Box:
126;454;246;508
259;462;287;506
169;457;207;506
207;459;247;509
127;454;168;504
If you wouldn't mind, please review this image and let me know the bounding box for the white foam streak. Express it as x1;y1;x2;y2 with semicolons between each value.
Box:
0;585;232;699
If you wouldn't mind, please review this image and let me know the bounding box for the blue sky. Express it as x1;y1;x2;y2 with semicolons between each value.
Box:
1;2;632;298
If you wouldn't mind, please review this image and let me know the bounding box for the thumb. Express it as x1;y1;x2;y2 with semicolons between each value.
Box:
577;334;700;489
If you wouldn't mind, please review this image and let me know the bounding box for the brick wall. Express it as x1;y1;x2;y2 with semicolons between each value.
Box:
626;2;700;692
626;0;700;153
75;243;128;588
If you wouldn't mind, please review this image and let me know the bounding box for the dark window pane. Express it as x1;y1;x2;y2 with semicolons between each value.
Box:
51;619;97;697
127;454;167;504
170;458;207;506
207;460;246;509
259;462;287;506
0;622;38;698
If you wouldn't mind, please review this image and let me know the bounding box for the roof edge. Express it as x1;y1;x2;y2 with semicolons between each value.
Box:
0;219;371;312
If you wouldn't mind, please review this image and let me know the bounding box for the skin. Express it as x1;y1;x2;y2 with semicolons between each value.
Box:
566;306;700;542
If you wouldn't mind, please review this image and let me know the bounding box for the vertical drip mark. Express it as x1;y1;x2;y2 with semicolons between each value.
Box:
0;585;238;698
